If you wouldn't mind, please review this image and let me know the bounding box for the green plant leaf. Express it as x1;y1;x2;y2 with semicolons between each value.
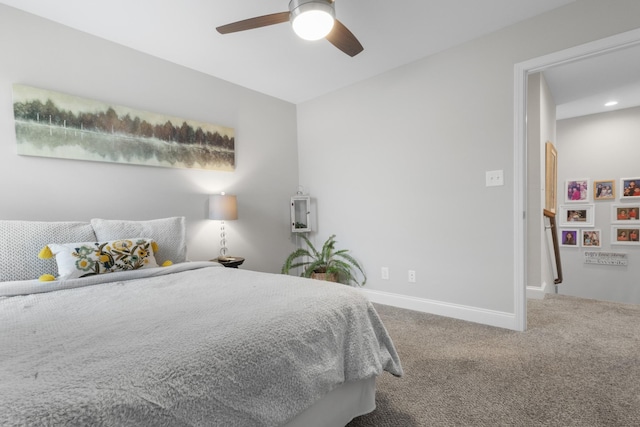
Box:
281;234;366;286
281;248;313;274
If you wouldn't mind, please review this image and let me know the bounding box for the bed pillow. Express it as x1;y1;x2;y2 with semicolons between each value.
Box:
0;220;97;282
43;238;159;280
91;217;186;265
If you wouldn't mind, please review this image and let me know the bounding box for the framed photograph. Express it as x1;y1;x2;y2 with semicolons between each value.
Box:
593;179;615;201
559;204;595;227
611;205;640;223
560;229;579;247
620;177;640;199
565;179;590;203
611;226;640;245
545;142;558;214
581;230;601;248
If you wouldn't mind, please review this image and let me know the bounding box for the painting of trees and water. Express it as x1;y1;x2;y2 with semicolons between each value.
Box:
12;85;235;171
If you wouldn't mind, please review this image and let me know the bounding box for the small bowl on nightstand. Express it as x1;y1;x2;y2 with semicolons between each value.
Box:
212;256;245;268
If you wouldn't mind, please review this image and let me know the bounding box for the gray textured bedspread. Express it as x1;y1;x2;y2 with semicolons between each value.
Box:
0;263;402;426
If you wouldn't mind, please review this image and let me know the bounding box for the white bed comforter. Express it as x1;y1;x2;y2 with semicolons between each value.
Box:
0;262;402;426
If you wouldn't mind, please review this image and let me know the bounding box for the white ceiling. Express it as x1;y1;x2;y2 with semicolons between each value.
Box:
1;0;574;104
2;0;639;118
543;43;640;120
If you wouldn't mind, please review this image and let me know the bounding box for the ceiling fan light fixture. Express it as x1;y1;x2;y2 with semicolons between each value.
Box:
290;0;335;41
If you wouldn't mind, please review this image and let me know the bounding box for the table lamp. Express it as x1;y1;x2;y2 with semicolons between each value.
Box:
209;193;238;260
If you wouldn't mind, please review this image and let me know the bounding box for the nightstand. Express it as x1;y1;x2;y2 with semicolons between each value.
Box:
212;256;245;268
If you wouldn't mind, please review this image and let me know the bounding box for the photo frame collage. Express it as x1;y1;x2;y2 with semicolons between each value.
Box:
560;177;640;248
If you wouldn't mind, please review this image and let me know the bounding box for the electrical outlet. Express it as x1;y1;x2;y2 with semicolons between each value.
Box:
381;267;389;280
408;270;416;283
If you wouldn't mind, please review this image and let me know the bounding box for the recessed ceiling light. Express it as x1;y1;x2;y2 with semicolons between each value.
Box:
605;101;618;107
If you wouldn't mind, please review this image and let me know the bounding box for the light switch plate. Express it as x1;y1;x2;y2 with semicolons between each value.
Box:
486;170;504;187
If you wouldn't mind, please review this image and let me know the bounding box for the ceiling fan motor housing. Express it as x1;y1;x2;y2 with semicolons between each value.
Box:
289;0;336;16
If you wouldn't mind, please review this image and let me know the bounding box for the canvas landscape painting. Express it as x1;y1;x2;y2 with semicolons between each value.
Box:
12;85;235;171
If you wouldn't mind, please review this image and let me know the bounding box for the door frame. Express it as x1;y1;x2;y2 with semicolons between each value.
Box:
513;28;640;331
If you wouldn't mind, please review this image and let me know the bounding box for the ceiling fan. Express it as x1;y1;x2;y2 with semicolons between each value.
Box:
216;0;364;57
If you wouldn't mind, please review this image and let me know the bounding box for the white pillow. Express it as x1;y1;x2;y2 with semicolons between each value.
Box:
91;217;186;265
47;238;159;279
0;220;96;282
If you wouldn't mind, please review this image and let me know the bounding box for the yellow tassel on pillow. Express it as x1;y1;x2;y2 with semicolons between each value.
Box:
39;274;56;282
162;260;173;267
38;246;53;259
151;241;159;253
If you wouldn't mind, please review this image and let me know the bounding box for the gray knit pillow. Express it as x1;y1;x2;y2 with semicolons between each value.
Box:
0;220;97;282
91;217;186;266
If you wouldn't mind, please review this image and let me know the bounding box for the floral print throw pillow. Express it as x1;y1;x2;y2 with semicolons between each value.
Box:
43;238;159;279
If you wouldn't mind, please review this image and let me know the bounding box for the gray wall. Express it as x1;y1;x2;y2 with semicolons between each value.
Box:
296;0;640;324
3;1;640;328
0;5;299;273
556;106;640;304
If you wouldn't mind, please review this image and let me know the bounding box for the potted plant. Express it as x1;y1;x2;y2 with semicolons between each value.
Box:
281;234;366;286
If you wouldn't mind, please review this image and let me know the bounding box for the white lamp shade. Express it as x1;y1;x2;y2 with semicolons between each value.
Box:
209;194;238;220
290;0;335;41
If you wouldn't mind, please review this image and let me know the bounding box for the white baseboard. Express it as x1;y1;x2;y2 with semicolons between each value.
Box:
360;288;518;330
526;280;553;300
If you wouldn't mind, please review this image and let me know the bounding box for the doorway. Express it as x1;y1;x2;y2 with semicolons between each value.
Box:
514;27;640;331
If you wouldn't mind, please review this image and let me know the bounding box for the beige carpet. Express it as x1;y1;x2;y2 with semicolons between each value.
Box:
347;295;640;426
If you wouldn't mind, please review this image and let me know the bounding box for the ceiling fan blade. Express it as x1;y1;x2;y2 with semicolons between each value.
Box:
326;19;363;57
216;12;290;34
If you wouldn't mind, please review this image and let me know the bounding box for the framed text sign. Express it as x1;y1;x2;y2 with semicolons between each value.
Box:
584;252;628;266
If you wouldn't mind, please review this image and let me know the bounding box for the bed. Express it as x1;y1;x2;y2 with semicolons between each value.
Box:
0;217;403;426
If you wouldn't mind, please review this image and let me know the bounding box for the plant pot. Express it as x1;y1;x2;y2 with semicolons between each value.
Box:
311;272;338;283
